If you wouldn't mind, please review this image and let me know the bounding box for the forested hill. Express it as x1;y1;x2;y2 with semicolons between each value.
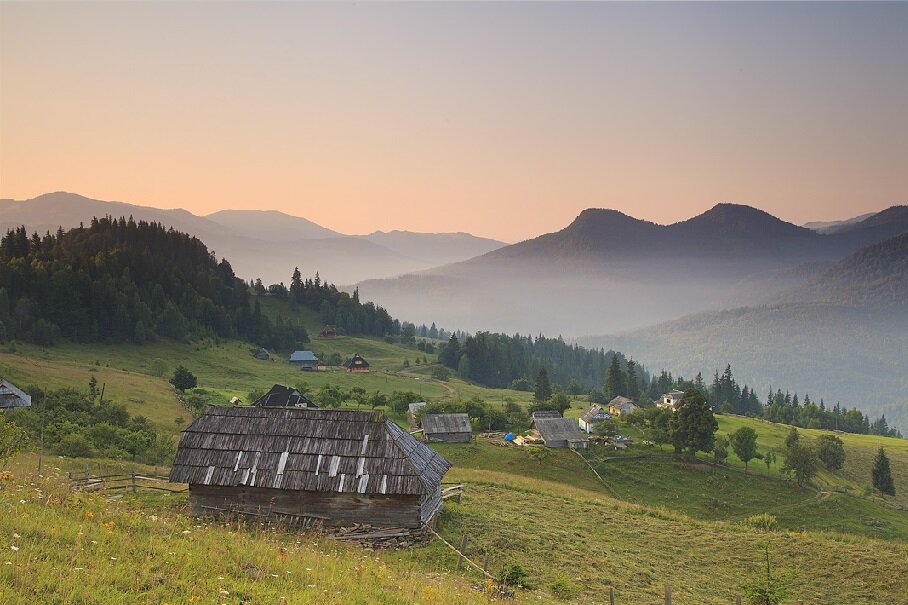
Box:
0;217;310;347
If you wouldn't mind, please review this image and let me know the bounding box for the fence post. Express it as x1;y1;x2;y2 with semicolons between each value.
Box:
609;587;616;605
131;470;137;494
664;584;672;605
455;535;468;572
84;464;89;481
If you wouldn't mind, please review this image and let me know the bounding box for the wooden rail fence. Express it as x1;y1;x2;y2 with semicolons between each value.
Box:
69;469;187;494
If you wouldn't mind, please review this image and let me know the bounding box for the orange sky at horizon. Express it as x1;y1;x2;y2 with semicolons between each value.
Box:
2;3;906;242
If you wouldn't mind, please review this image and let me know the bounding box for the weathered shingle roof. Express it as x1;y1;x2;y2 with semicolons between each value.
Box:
608;396;636;412
253;384;316;408
534;417;587;444
290;350;319;362
0;380;30;409
422;413;472;435
580;404;611;424
169;406;451;497
344;354;369;369
531;410;562;420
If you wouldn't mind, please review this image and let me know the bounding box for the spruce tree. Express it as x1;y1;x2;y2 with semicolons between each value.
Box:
604;355;626;400
534;367;552;402
872;447;896;496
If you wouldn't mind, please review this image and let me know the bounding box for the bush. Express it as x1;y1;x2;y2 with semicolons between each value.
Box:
431;366;451;381
497;563;530;588
56;433;96;458
170;365;198;391
744;513;778;532
549;575;582;601
149;358;168;378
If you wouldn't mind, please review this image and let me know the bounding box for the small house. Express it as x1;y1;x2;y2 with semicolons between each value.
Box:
531;410;562;421
532;416;589;449
608;396;637;417
658;389;686;411
169;406;452;528
289;350;320;371
253;348;271;361
0;380;31;410
407;402;427;427
578;404;612;433
320;325;337;338
253;384;317;408
344;354;370;372
422;413;472;443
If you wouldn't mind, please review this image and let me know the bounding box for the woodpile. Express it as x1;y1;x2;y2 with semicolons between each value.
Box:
329;523;430;549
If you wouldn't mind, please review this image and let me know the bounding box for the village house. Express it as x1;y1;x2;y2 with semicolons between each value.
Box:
608;396;637;417
253;384;317;408
407;402;427;427
532;414;589;449
289;350;320;371
658;389;686;411
169;406;452;528
344;353;370;372
578;404;612;433
0;380;31;411
253;348;271;361
422;413;472;443
320;325;337;338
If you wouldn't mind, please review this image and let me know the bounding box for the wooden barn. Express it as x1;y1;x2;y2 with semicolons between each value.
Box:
253;384;317;408
169;406;452;528
532;415;589;449
0;380;30;411
320;325;337;338
422;413;472;443
344;353;370;372
608;396;637;417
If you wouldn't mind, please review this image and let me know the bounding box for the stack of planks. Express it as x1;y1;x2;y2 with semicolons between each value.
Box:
329;523;428;549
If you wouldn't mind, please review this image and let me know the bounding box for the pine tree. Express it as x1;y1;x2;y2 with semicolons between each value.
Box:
625;359;639;401
604;355;626;400
534;367;552;402
872;447;896;496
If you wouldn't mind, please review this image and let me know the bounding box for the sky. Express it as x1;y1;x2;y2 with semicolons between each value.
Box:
2;2;906;242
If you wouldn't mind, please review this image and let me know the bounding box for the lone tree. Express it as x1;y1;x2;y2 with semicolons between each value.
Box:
730;426;761;473
669;389;718;457
815;434;846;471
643;407;672;451
782;442;819;487
534;367;552;402
170;365;198;392
872;447;896;496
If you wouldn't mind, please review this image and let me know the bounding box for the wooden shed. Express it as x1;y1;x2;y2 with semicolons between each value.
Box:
422;413;472;443
169;406;452;528
344;353;370;372
0;380;30;410
253;384;317;408
578;404;612;433
533;416;589;449
289;350;319;371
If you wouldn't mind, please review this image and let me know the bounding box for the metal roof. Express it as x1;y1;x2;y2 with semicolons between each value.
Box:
289;350;319;362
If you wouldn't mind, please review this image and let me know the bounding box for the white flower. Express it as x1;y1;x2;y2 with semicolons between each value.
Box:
10;546;19;552
110;557;117;561
18;500;25;504
182;530;191;535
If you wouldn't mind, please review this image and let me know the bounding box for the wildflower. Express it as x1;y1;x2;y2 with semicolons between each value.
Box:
110;557;117;561
18;500;25;505
101;521;115;530
85;511;94;519
218;589;229;596
12;534;19;539
10;546;19;552
182;530;191;535
188;596;201;603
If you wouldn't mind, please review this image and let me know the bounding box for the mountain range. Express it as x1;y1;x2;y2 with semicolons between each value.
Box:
0;193;505;285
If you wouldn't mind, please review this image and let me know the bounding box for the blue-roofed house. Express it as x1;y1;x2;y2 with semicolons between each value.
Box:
289;350;320;371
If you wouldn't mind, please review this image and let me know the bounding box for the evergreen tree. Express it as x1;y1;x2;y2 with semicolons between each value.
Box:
872;447;896;496
604;355;626;400
625;359;639;401
534;367;552;402
169;365;198;392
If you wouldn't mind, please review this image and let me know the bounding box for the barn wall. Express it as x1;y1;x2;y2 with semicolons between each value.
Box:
420;485;443;525
425;432;471;443
189;485;423;528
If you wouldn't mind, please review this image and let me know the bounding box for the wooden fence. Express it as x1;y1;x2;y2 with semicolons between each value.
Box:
69;469;187;494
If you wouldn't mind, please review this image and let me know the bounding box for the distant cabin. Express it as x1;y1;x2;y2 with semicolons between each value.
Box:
320;325;337;338
531;410;562;421
422;413;472;443
169;406;452;529
344;354;370;372
289;350;319;371
0;380;31;411
532;415;589;449
658;389;686;411
608;396;637;417
253;348;271;361
253;384;317;408
578;404;612;433
407;402;427;427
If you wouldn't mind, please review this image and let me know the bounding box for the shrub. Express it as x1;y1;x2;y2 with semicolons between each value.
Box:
431;366;451;381
549;575;582;601
497;563;530;588
56;433;96;458
149;358;169;378
744;513;778;532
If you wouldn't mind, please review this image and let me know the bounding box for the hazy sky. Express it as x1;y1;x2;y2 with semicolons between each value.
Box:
2;2;906;242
